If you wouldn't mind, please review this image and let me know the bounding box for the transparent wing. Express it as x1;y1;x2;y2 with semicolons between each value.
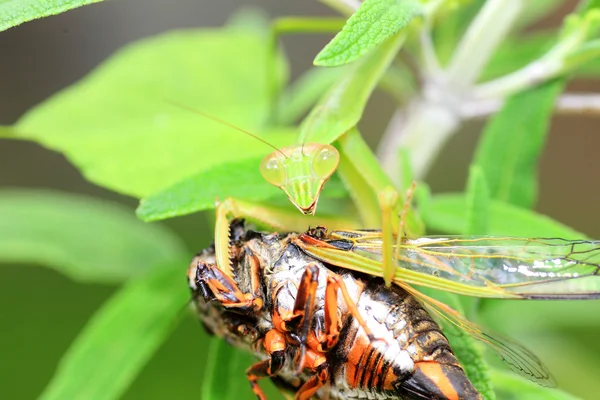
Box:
298;232;600;299
398;282;555;386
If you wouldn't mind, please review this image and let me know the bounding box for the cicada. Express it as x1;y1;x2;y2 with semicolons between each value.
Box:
189;220;484;400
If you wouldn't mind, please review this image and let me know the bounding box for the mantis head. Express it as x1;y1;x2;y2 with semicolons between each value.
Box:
260;143;340;215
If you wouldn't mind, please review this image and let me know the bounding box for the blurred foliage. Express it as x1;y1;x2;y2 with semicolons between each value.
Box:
2;1;600;400
0;0;103;32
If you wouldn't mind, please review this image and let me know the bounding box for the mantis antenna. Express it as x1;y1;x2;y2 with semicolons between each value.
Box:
165;100;340;215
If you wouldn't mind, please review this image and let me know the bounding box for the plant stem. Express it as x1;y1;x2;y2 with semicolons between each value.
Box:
472;59;563;100
378;0;524;181
461;92;600;118
446;0;523;90
272;17;346;35
378;100;461;180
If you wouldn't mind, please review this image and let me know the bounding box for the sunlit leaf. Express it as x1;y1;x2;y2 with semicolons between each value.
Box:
276;67;344;125
490;368;580;400
422;193;584;238
202;338;257;400
137;156;349;222
314;0;422;66
38;264;189;400
0;0;103;32
473;79;565;209
14;25;287;198
465;165;490;235
299;32;405;144
481;31;553;81
0;189;185;282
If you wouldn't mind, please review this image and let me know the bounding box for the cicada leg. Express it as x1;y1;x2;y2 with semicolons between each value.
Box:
247;329;288;400
295;350;329;400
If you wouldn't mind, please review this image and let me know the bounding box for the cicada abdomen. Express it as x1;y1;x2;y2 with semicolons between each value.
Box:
188;220;481;400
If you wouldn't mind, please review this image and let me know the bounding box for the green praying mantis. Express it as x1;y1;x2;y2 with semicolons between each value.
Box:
170;100;417;288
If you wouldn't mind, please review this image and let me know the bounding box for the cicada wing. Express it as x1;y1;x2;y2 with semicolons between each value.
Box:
349;235;600;299
398;282;556;387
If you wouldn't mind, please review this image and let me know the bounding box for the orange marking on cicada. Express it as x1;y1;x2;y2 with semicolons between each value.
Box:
297;232;338;248
415;362;460;400
296;349;330;400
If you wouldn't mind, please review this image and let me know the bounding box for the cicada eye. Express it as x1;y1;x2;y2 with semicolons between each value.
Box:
313;145;339;179
260;153;286;187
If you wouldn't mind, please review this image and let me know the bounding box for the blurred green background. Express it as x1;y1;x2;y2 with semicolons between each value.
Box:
1;1;599;399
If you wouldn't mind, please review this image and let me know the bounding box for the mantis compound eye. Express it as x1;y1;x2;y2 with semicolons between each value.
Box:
260;153;286;187
312;144;339;180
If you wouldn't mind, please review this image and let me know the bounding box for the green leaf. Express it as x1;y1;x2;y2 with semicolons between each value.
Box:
13;26;288;198
314;0;423;66
481;31;553;81
0;0;103;32
565;38;600;70
473;80;565;209
137;156;282;222
276;66;344;125
38;264;190;400
577;0;600;13
422;194;585;238
464;165;490;235
137;156;349;222
0;189;185;283
299;32;405;144
490;368;580;400
202;338;257;400
0;125;14;137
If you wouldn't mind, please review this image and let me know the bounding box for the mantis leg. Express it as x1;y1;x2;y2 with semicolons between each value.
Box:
214;197;359;280
378;182;418;287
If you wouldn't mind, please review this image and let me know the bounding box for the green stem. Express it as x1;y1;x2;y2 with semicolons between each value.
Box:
377;101;461;180
272;17;346;35
446;0;523;90
378;0;524;181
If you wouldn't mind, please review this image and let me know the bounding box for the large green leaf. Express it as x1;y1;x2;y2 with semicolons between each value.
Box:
464;165;490;235
137;156;287;222
136;155;349;222
422;193;585;238
38;264;189;400
299;32;405;144
202;338;258;400
481;31;553;81
0;189;185;283
0;0;103;32
13;25;287;199
473;80;565;209
314;0;423;66
276;67;344;125
490;368;580;400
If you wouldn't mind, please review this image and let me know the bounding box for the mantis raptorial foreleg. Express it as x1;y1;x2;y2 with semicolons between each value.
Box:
377;182;419;287
214;197;359;279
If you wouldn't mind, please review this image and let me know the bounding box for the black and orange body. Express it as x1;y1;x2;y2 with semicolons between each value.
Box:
188;220;481;400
